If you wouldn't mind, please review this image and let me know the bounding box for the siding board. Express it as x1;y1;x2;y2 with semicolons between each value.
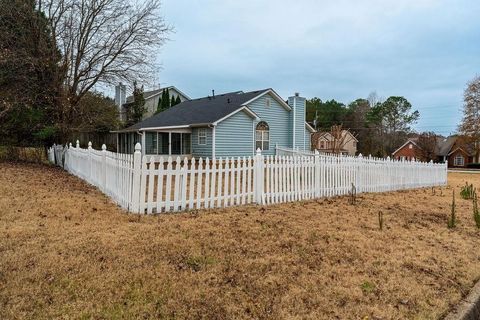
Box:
216;111;254;157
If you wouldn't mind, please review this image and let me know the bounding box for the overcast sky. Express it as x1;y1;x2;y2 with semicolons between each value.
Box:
149;0;479;136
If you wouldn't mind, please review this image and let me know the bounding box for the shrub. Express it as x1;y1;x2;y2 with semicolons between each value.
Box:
473;194;480;229
361;281;375;294
466;163;480;169
460;183;476;200
0;146;47;163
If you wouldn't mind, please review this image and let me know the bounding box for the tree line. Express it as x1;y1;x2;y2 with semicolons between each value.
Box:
306;93;420;156
0;0;171;147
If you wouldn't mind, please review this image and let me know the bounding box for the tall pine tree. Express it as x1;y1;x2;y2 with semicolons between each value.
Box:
156;94;162;114
161;88;169;110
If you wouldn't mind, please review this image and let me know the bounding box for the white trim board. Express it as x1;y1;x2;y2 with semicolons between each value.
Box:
305;122;316;133
143;86;191;101
241;89;292;112
212;106;259;126
392;139;419;156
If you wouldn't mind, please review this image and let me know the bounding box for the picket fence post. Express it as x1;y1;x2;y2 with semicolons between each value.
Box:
75;140;80;177
101;144;107;192
67;143;72;170
254;148;264;205
88;141;93;181
357;153;363;193
314;150;321;198
130;142;142;213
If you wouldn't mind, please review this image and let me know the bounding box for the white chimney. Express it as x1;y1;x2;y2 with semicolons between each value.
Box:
115;82;126;110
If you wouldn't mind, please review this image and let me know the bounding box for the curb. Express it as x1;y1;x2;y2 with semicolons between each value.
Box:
444;279;480;320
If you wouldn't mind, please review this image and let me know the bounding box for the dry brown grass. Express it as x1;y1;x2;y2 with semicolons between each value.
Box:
0;162;479;320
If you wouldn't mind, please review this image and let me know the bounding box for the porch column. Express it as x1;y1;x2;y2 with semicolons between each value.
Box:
168;132;172;155
141;132;145;155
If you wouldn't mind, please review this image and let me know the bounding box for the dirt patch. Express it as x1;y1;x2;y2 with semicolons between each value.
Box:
0;162;479;319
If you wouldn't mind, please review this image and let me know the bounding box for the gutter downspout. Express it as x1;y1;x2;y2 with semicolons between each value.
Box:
209;124;216;159
293;96;296;148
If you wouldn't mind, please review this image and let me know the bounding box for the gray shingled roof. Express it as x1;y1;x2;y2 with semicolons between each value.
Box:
437;136;457;156
121;89;269;131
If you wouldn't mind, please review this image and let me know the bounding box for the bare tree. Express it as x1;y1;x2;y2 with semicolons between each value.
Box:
330;124;356;155
459;76;480;162
40;0;171;127
415;132;438;162
367;91;382;109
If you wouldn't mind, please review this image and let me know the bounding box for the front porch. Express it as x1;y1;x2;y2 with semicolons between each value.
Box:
117;129;192;157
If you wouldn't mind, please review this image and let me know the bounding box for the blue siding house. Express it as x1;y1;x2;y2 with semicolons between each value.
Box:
116;89;315;157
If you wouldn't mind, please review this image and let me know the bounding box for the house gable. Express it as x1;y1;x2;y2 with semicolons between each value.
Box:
448;148;471;167
241;89;292;111
392;139;421;160
246;92;292;155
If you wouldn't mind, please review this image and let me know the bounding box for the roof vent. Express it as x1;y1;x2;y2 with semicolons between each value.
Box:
212;89;215;98
295;92;300;97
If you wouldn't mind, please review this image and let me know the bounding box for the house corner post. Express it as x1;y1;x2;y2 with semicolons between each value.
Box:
131;142;143;213
445;161;448;185
101;144;107;193
355;153;361;193
254;148;264;205
64;143;71;171
75;140;80;176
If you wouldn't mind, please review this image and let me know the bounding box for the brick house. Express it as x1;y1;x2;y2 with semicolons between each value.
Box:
391;139;420;161
392;135;477;168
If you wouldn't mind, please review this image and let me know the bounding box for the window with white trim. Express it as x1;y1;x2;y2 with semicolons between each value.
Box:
198;128;207;145
409;144;413;149
255;121;269;151
454;154;465;166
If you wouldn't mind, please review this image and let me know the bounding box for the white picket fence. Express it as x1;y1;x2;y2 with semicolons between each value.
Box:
49;141;448;213
275;145;317;157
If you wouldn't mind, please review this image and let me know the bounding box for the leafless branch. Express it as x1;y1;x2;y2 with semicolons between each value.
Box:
42;0;172;107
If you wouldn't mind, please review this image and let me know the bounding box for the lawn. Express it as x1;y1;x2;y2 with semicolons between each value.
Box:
0;162;479;319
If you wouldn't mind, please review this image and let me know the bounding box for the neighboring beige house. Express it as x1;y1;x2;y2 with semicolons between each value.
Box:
115;84;190;122
312;130;358;156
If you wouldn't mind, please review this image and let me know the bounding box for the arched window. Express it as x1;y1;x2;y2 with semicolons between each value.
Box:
255;121;269;151
454;154;465;167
